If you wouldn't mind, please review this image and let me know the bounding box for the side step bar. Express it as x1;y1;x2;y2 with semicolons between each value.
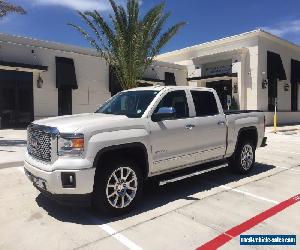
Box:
159;163;228;186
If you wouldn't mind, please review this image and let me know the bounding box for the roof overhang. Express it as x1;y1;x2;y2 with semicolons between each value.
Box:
0;60;48;73
188;73;238;82
137;78;165;86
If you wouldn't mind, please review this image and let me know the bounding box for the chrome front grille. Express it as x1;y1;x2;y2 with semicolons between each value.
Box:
27;125;55;162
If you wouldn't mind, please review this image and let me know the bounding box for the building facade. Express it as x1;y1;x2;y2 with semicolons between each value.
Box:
157;30;300;125
0;33;187;128
1;30;300;128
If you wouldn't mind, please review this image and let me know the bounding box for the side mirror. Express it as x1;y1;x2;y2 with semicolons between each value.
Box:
152;107;176;122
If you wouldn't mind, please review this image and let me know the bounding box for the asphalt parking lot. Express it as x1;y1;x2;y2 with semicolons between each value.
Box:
0;131;299;250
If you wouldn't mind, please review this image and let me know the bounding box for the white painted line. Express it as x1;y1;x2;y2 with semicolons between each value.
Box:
261;148;300;155
220;185;279;204
275;166;300;173
16;166;24;173
86;215;142;250
98;224;142;250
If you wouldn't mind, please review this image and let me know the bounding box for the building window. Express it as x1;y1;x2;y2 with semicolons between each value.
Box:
267;51;287;111
165;72;176;86
268;79;278;112
291;59;300;111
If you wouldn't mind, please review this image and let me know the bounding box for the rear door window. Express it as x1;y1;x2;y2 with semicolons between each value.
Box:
191;90;219;117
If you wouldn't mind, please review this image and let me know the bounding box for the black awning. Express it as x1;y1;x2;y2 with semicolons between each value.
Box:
165;72;176;86
56;57;78;89
187;73;237;81
0;60;48;71
267;51;287;81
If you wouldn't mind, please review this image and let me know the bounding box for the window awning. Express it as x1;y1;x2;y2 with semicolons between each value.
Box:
56;57;78;89
267;51;286;81
187;73;237;81
0;60;48;72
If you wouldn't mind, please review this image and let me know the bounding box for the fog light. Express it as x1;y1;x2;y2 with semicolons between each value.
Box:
61;172;76;188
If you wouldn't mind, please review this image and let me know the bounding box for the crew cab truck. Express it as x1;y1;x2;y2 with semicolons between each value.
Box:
24;86;267;215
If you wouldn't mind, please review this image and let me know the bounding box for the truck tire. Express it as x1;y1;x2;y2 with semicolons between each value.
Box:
93;158;143;216
229;140;255;174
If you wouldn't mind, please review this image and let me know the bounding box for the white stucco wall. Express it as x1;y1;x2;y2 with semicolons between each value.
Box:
143;60;187;86
157;33;261;111
0;34;187;121
0;34;111;120
258;35;300;111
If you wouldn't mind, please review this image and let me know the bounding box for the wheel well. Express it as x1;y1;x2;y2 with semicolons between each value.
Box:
237;127;258;148
93;143;149;179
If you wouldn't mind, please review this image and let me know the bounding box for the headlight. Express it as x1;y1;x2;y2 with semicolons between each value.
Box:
58;134;84;157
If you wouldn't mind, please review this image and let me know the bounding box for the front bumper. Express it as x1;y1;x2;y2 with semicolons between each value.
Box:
24;160;96;206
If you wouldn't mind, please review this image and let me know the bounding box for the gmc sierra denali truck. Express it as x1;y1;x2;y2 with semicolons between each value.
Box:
24;86;267;215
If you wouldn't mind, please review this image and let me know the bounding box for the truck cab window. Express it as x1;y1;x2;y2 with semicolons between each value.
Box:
191;91;219;117
155;90;189;118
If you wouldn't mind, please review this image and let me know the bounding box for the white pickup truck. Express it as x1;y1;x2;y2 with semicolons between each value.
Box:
24;86;267;215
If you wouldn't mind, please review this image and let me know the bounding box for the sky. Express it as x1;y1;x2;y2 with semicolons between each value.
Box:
1;0;300;53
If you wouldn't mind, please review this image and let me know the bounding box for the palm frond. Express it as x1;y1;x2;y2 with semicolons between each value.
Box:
0;0;26;18
69;0;186;89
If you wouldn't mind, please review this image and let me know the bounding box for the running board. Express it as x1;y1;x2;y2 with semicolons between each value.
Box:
159;163;228;186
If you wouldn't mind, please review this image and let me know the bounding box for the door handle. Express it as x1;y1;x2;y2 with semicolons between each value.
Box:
218;121;225;126
185;124;195;130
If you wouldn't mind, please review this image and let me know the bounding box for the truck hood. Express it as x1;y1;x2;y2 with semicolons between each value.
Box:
34;113;129;133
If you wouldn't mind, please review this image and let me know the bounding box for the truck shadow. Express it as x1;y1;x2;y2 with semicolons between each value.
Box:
35;162;276;225
0;139;27;147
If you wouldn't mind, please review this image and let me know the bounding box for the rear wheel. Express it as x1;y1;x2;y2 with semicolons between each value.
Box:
93;158;143;216
229;140;255;174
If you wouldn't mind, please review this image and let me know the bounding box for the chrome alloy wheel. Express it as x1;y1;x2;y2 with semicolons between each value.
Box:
240;144;254;170
105;167;138;209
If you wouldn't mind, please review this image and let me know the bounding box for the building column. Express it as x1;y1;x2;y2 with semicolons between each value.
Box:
232;53;247;110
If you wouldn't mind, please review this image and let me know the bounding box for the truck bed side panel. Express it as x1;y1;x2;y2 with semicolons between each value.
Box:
225;112;265;158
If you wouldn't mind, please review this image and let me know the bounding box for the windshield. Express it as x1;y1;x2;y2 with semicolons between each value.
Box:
96;90;160;118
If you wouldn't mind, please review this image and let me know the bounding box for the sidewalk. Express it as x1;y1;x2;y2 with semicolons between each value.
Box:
0;129;27;169
266;124;300;134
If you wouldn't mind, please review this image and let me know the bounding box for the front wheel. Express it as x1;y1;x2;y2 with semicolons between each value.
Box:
229;140;255;174
93;158;143;216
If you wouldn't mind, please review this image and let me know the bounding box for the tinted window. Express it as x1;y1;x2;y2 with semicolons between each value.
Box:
155;90;189;118
96;90;159;118
191;91;219;117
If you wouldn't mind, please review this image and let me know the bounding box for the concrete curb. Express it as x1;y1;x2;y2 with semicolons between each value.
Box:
0;161;24;170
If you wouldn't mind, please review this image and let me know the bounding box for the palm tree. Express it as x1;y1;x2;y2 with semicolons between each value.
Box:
70;0;185;90
0;0;26;18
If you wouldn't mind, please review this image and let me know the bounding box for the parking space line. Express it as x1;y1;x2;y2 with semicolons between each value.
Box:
87;216;143;250
220;185;279;204
17;166;24;173
275;166;300;172
261;148;300;155
196;193;300;250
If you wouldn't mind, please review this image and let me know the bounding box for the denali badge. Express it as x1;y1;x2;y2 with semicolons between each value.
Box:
29;137;39;150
